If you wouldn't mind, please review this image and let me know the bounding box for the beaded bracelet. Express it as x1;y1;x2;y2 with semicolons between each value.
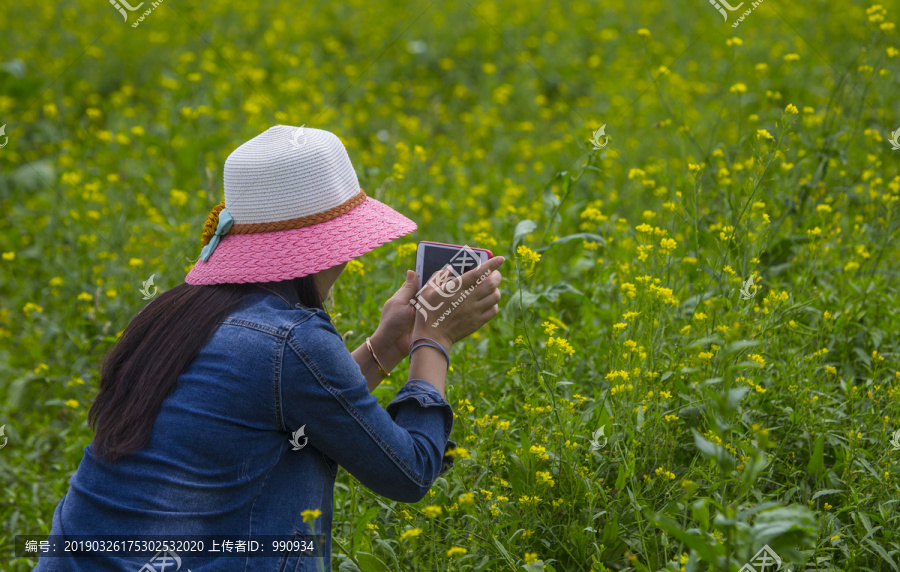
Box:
408;337;450;372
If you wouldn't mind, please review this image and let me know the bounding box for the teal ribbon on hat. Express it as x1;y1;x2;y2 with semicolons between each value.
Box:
200;208;234;262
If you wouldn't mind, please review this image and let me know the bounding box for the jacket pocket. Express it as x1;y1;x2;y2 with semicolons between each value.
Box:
275;530;308;572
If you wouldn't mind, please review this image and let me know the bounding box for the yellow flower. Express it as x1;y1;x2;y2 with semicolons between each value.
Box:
77;292;93;302
169;189;189;206
458;492;475;504
421;505;442;518
447;546;467;558
756;129;774;141
546;336;575;356
1;251;14;261
23;302;44;316
660;238;677;252
655;466;676;480
542;321;558;336
637;28;651;37
49;276;64;287
399;528;422;541
785;103;799;114
445;447;471;459
396;243;418;258
129;258;144;269
783;53;800;61
346;259;364;276
517;245;542;267
524;552;539;564
529;444;550;461
301;508;321;523
536;471;555;487
729;82;747;94
65;399;80;408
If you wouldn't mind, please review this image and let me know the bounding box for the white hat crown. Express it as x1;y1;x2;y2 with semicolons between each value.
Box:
223;125;361;225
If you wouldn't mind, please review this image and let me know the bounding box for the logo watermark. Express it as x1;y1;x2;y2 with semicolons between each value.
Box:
139;550;191;572
589;426;607;451
889;128;900;150
289;425;308;451
289;125;307;149
739;544;781;571
890;428;900;451
0;124;8;149
740;275;759;300
729;0;762;28
707;0;745;23
409;245;492;327
589;125;609;150
129;0;164;28
140;274;158;299
108;0;143;22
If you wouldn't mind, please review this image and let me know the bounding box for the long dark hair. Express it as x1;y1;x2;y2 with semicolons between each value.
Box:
88;275;323;465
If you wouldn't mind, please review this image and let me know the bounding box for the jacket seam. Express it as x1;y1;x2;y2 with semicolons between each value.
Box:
244;444;288;572
286;333;434;489
221;317;282;336
274;334;285;432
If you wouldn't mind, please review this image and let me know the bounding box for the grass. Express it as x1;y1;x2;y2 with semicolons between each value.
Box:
2;0;900;570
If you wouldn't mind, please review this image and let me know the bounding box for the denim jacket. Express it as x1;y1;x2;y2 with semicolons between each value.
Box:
33;280;457;572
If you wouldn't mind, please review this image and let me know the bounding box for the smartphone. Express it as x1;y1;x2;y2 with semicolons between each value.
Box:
415;241;493;291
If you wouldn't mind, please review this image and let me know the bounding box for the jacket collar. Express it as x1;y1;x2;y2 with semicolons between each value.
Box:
251;280;301;309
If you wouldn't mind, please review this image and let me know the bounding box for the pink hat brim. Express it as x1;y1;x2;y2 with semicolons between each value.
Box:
184;197;416;285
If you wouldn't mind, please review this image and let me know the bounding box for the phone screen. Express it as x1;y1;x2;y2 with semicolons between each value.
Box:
420;244;483;287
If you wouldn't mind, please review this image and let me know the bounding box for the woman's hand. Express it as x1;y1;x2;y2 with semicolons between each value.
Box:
369;270;420;365
410;256;505;351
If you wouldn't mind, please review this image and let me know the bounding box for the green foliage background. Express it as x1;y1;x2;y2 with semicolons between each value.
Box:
2;0;899;569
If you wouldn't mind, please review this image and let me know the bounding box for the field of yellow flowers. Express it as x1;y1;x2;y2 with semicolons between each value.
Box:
3;0;900;569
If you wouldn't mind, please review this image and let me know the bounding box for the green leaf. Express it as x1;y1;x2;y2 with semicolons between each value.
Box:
724;340;760;354
534;232;606;253
649;514;718;562
807;434;824;476
512;220;538;250
865;540;900;572
811;489;843;501
352;507;380;551
355;552;392;572
692;499;709;531
338;559;363;572
492;536;516;567
692;429;736;471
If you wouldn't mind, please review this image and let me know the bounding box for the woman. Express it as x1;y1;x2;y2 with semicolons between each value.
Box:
33;125;505;571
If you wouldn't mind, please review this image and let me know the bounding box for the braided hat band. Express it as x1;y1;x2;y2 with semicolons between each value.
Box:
185;125;416;285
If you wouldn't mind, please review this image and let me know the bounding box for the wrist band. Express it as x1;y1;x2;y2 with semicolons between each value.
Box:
408;337;450;372
365;337;390;378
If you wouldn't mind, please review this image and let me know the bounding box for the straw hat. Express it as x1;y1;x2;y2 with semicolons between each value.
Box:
184;125;416;285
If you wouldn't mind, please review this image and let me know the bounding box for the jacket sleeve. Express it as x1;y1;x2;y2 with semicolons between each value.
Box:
280;312;457;503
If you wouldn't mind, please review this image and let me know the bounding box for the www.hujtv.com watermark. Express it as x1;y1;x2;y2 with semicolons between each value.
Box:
410;245;494;328
108;0;165;27
707;0;763;27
